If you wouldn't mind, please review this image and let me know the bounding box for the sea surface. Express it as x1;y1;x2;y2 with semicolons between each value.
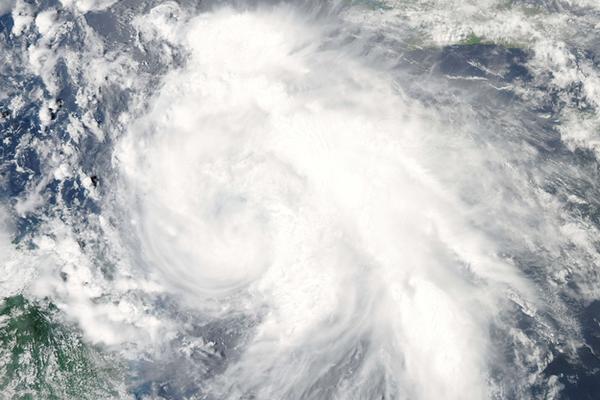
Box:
1;0;600;399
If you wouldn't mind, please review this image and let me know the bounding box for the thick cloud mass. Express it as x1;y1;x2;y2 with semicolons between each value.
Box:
115;7;534;399
3;0;600;399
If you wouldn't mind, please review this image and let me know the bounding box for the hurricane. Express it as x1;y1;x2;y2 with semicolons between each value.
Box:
1;0;600;399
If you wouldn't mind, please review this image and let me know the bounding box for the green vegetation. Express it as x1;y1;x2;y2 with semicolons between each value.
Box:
461;33;486;46
458;32;525;50
0;295;125;399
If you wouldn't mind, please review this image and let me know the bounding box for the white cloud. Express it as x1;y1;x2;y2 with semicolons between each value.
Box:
0;0;14;16
114;6;535;399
